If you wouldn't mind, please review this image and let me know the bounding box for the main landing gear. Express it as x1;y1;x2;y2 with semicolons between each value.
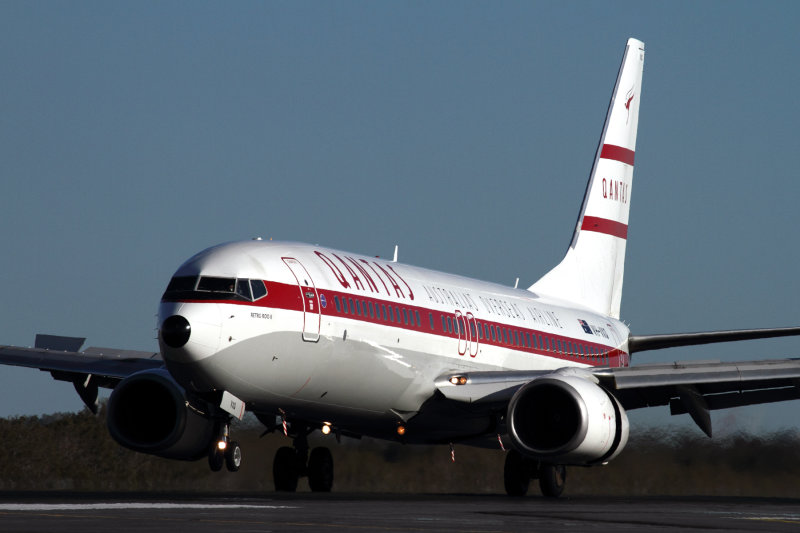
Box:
273;424;334;492
208;421;242;473
504;449;567;498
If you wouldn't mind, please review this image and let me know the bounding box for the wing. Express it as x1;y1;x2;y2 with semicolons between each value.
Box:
0;334;163;414
435;358;800;438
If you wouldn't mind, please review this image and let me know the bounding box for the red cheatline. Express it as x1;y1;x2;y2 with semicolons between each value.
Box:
601;144;635;166
581;216;628;239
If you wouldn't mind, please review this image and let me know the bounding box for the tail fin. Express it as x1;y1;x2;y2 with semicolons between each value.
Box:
530;38;644;319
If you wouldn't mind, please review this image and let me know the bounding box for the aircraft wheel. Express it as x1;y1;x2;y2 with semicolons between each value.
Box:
225;441;242;472
307;447;334;492
538;463;566;498
503;450;530;497
208;445;224;472
273;446;299;492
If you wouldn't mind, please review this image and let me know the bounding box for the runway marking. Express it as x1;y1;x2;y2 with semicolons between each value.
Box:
743;516;800;525
0;503;297;511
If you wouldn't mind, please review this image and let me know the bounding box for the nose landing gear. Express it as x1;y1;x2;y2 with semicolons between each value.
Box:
208;422;242;473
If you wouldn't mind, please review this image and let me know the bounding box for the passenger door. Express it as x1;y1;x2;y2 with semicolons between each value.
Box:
282;257;321;342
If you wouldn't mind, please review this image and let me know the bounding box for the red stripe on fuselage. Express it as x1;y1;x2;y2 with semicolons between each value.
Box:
600;144;635;166
163;281;628;367
581;216;628;239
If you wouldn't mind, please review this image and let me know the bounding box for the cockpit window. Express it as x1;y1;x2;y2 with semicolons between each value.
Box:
162;275;268;302
166;276;197;292
197;277;236;293
235;278;252;300
250;279;268;300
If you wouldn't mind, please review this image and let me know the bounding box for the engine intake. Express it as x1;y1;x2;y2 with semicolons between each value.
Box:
507;373;629;465
107;369;217;460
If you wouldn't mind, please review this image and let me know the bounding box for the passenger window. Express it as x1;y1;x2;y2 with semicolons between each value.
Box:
382;305;387;320
349;298;355;315
429;312;434;330
447;317;453;333
403;309;409;325
334;295;341;312
470;322;477;338
490;325;496;341
388;306;394;322
415;310;421;327
369;302;375;318
250;279;267;300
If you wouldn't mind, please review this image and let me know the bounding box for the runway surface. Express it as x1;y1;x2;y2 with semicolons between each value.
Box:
0;492;798;532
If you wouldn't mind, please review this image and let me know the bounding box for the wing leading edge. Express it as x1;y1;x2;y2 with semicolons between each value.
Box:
0;334;163;414
436;358;800;438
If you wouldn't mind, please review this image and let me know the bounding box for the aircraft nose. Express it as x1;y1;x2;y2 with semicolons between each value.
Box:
160;315;191;348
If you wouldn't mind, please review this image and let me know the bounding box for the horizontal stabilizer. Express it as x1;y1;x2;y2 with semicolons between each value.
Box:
628;327;800;353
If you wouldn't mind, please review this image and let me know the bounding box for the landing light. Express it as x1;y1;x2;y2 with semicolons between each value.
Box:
217;440;227;451
321;423;332;435
396;425;406;436
449;376;468;385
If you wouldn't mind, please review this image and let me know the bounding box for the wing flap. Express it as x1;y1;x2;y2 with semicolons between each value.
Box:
593;358;800;391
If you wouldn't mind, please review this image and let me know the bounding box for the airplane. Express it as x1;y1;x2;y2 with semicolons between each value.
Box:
2;37;800;498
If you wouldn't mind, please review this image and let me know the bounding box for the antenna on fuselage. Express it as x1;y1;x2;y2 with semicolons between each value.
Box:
392;245;398;262
514;278;519;289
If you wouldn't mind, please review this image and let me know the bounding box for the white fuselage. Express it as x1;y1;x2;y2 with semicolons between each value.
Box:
158;240;630;441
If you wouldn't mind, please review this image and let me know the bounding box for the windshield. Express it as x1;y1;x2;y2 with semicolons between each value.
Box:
162;276;268;302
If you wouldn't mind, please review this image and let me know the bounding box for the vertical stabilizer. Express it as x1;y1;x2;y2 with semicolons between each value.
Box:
530;38;644;319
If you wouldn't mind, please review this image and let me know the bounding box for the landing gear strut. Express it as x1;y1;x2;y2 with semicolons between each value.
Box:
503;450;566;498
272;424;333;492
208;421;242;473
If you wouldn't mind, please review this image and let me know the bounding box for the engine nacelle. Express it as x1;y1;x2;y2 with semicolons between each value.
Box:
107;369;218;460
507;372;629;465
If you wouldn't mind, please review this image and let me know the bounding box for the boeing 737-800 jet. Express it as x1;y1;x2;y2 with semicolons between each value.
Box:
2;38;800;497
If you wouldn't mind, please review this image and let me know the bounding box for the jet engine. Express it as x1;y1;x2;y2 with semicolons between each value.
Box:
507;372;629;465
107;369;218;460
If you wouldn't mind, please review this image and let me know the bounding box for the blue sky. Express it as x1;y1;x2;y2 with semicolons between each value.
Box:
1;2;799;435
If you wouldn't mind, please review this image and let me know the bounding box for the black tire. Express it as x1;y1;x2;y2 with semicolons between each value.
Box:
538;463;567;498
225;441;242;472
503;450;530;497
208;445;224;472
273;446;299;492
307;447;334;492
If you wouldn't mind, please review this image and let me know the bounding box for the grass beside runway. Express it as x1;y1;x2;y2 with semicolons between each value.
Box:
0;408;798;497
